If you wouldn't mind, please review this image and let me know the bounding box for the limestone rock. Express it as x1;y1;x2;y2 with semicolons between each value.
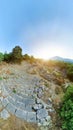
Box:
32;104;43;110
27;111;36;123
6;103;17;114
15;109;27;120
2;98;9;107
0;97;3;102
1;109;10;120
46;116;51;122
37;108;48;120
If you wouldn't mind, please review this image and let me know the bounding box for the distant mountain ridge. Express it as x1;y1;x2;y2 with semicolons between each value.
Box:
50;56;73;63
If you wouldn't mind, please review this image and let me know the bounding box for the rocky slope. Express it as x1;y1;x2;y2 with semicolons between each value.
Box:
0;61;70;130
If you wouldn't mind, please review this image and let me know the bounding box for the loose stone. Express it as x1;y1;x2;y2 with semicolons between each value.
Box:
1;109;10;119
37;108;48;120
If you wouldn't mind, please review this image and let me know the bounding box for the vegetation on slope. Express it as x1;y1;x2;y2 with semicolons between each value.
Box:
60;85;73;130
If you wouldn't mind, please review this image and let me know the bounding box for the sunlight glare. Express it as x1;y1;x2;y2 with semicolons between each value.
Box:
35;46;65;60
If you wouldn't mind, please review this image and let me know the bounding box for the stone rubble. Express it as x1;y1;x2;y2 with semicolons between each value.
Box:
1;109;10;120
0;84;53;128
0;63;55;129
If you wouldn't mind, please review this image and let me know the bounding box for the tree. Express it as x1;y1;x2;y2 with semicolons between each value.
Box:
11;46;22;63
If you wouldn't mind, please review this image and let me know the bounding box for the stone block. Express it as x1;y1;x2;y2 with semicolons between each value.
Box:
15;109;27;120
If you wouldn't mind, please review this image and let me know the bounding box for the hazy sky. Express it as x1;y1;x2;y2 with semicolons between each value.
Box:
0;0;73;59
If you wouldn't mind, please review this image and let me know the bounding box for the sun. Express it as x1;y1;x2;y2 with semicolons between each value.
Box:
35;46;64;60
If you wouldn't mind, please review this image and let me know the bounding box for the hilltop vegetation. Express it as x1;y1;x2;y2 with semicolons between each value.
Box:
0;46;35;64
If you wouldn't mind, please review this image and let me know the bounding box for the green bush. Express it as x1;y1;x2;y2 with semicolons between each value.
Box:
11;46;22;64
64;85;73;101
60;85;73;130
4;53;12;62
13;88;16;93
23;54;30;60
29;56;35;64
47;60;67;70
0;52;4;62
67;64;73;81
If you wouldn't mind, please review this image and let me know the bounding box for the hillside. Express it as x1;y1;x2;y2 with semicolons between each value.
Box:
50;56;73;63
0;60;72;130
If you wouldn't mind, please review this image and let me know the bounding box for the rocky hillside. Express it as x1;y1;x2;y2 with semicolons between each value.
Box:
0;60;72;130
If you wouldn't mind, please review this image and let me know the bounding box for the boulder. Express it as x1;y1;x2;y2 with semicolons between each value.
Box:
32;104;43;111
37;108;48;120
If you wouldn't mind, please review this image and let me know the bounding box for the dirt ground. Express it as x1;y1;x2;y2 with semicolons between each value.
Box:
0;115;39;130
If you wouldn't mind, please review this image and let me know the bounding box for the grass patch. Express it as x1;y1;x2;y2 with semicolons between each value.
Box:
0;77;2;80
13;88;16;93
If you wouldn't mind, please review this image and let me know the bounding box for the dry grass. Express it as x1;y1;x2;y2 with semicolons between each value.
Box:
0;115;39;130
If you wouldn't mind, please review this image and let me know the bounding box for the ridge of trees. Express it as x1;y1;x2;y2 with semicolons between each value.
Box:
0;45;35;64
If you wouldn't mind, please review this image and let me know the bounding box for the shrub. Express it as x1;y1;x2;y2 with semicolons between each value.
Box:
4;53;12;62
64;85;73;101
29;56;35;64
23;54;30;60
13;88;16;93
55;86;63;94
0;52;4;62
67;64;73;81
60;85;73;130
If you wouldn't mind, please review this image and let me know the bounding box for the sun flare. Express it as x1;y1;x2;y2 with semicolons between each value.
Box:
35;46;64;60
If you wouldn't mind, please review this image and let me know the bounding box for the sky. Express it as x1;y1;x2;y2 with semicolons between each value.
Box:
0;0;73;59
